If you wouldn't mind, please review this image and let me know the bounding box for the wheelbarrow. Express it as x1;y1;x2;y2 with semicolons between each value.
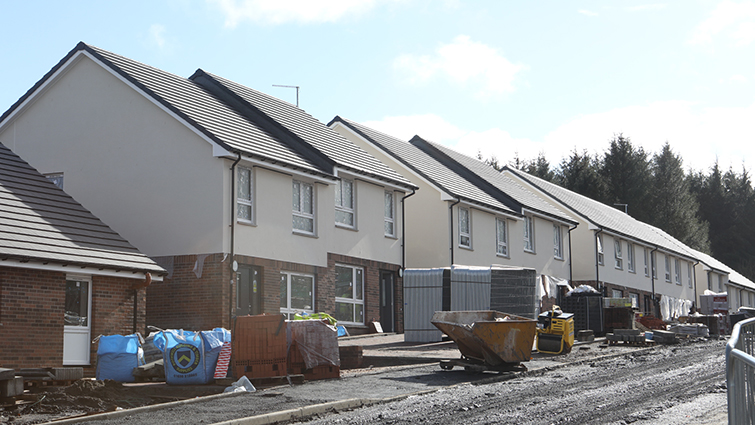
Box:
431;310;537;372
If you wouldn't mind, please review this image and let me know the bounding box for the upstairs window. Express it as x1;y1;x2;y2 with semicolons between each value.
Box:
664;255;671;282
644;248;649;276
237;167;253;223
614;239;623;270
652;252;657;279
45;173;64;189
293;180;315;234
687;263;693;288
675;258;681;285
718;274;723;292
459;207;471;248
553;224;563;259
627;243;635;272
596;234;604;265
335;179;355;228
524;216;535;253
384;191;395;237
496;218;508;257
707;272;713;290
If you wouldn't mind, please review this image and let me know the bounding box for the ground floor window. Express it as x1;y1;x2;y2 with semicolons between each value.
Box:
629;293;639;309
335;265;364;325
280;272;314;319
611;289;623;298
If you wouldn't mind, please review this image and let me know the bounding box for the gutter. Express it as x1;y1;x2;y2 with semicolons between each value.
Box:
400;189;416;272
229;152;242;326
448;199;461;266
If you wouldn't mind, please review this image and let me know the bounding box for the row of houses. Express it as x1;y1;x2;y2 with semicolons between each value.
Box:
1;42;753;371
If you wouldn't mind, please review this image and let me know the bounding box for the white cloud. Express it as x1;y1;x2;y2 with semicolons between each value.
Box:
393;35;526;97
578;10;598;17
626;4;667;12
363;101;755;174
689;0;755;46
207;0;381;27
729;74;748;83
149;24;167;48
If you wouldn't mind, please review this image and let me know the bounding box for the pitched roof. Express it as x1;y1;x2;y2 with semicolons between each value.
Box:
505;166;697;259
330;117;517;215
409;137;577;224
0;142;166;275
692;249;755;290
1;43;414;189
193;72;415;189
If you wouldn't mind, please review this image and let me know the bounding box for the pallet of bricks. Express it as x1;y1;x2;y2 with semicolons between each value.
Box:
232;314;288;380
606;329;654;346
287;319;340;380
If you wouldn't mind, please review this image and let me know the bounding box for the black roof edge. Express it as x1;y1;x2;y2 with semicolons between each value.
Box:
409;136;524;213
191;69;335;176
0;253;168;277
333;118;512;214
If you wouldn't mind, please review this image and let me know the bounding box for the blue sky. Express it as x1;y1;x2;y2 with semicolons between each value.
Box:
2;0;754;173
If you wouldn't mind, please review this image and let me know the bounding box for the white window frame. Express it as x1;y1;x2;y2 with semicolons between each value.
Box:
627;243;635;273
496;217;509;257
597;234;604;265
335;178;355;228
718;274;723;292
629;293;639;309
524;216;535;253
707;272;713;290
687;263;693;288
458;206;472;249
553;224;563;260
293;180;316;235
644;248;649;276
236;166;254;224
614;239;623;270
652;252;657;279
665;255;671;282
334;264;365;325
279;272;315;319
384;191;396;237
675;258;682;285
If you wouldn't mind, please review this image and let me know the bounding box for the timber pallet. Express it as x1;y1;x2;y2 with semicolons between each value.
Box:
24;379;76;389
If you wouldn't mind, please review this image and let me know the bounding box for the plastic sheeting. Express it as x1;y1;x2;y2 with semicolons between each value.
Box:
287;319;340;369
659;295;694;321
95;333;145;383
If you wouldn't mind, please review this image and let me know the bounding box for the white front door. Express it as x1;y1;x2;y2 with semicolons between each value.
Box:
63;277;92;365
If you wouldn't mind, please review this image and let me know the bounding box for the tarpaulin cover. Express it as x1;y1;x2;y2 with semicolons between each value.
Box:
154;328;230;385
95;334;145;383
287;320;340;369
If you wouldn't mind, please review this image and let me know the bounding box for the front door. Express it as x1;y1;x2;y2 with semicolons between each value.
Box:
63;276;92;365
379;271;395;332
237;266;262;316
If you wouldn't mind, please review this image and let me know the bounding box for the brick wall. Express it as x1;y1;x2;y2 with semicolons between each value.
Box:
0;266;147;374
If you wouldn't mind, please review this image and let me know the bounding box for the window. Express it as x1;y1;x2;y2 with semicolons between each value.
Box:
335;265;364;325
674;258;681;285
237;167;253;223
664;255;671;282
459;207;471;248
651;252;657;279
384;191;395;237
612;289;623;298
750;292;754;307
644;248;649;276
718;274;723;292
553;224;563;259
293;180;315;234
627;243;635;272
496;218;508;256
335;179;355;227
614;239;623;269
524;216;535;253
707;272;713;290
280;272;314;319
629;293;639;308
65;278;90;326
596;234;604;265
687;263;693;288
45;173;64;189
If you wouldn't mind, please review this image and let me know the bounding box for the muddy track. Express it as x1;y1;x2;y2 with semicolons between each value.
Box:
295;339;727;425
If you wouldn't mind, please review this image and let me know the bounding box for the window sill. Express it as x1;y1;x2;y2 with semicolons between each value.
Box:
385;234;398;240
615;267;623;271
336;223;358;232
628;270;636;274
292;230;318;239
524;249;536;255
496;253;510;259
554;256;564;261
237;220;256;227
459;245;473;251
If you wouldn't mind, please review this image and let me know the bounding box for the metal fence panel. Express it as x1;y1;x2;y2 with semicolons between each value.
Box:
403;268;444;342
727;317;755;424
450;266;491;311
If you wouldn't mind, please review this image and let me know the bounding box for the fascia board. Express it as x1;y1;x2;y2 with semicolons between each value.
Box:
0;259;162;281
335;168;408;192
241;156;336;185
522;207;576;227
464;201;521;220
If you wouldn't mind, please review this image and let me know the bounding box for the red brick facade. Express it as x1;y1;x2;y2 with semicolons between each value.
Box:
0;266;147;374
146;253;404;334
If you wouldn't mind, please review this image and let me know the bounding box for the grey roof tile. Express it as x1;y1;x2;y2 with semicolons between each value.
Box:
332;117;516;214
0;142;166;274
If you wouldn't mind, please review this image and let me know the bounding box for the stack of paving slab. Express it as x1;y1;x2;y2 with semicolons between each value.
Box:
606;329;647;344
668;323;710;338
651;330;678;344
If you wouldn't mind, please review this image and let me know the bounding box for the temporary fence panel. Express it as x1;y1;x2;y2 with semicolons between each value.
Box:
727;317;755;425
490;267;538;319
404;268;445;342
450;266;491;312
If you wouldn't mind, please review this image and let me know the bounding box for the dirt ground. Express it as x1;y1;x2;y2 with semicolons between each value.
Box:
0;380;226;424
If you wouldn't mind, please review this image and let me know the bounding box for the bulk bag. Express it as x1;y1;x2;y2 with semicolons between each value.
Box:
95;334;145;382
154;328;230;385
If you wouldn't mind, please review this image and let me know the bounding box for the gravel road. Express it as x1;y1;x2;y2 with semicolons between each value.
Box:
292;338;728;425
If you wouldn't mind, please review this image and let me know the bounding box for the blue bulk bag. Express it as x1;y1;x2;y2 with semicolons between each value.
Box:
95;334;145;383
